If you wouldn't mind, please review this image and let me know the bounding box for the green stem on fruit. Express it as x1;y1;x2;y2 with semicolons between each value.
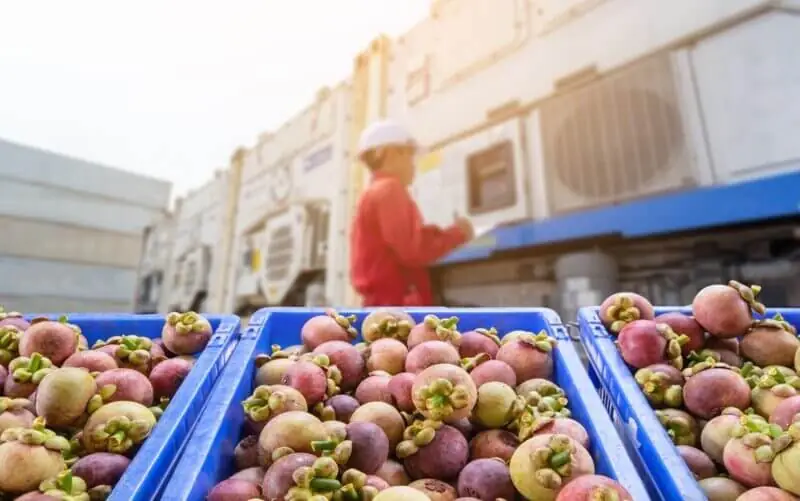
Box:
412;377;470;421
460;352;491;371
728;280;767;315
166;311;211;335
530;434;576;482
516;331;558;354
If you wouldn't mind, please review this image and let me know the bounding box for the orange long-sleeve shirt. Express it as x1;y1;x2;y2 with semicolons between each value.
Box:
349;172;469;307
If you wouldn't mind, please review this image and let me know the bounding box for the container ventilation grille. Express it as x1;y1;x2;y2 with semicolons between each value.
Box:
540;54;694;214
266;225;294;282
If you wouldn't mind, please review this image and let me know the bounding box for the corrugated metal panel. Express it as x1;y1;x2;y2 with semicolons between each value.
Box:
0;294;131;314
0;178;162;234
0;255;136;303
0;216;141;268
0;138;171;210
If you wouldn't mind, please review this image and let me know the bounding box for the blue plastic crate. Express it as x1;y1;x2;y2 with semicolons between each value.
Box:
21;313;241;501
577;306;800;501
163;307;651;501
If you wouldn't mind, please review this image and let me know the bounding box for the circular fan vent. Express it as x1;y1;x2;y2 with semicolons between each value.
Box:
547;87;684;199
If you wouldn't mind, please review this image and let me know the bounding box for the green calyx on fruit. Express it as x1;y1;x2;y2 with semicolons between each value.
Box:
325;309;359;340
528;434;577;489
412;377;471;421
313;402;337;422
515;331;558;354
587;486;624;501
0;326;21;365
654;323;688;370
423;315;461;345
0;396;31;413
335;468;379;501
474;327;501;345
396;417;443;458
166;311;210;335
605;295;644;333
10;352;54;384
243;385;293;423
728;280;767;315
755;366;800;391
63;431;86;466
740;362;764;388
301;353;343;398
634;368;683;408
460;352;491;371
287;456;343;500
0;416;71;452
655;411;696;446
94;335;154;369
148;397;170;420
520;389;571;418
86;414;154;454
515;412;557;442
730;414;790;462
255;344;299;367
751;313;798;335
682;360;737;379
86;384;118;414
365;316;412;343
40;470;89;501
310;425;352;466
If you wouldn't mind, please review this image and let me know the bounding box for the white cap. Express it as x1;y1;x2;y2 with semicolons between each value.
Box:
356;119;417;160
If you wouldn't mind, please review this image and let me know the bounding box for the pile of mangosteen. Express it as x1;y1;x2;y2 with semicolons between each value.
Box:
600;280;800;500
209;308;634;501
0;307;212;500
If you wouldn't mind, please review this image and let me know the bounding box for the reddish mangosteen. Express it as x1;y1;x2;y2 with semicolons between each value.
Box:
387;372;415;412
374;459;410;486
656;409;699;446
149;357;193;400
634;364;684;408
151;338;176;357
554;474;633;501
701;408;746;464
366;475;390;492
457;458;515;500
617;320;687;369
19;317;80;366
62;350;118;373
161;311;213;355
93;368;154;407
682;362;751;419
469;358;517;388
722;415;780;488
5;353;54;398
407;315;461;349
469;429;519;462
509;433;596;500
412;364;478;422
458;328;501;359
313;340;364;390
599;292;655;334
677;445;718;479
741;314;800;368
751;368;800;419
279;357;331;406
654;312;706;355
0;308;29;331
355;372;394;405
300;309;357;350
361;309;415;343
496;331;556;381
405;341;460;374
692;281;766;338
0;326;21;367
365;338;408;376
399;424;469;481
532;417;590;449
261;452;316;500
770;396;800;429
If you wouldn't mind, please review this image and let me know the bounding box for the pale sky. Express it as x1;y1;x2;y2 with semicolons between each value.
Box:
0;0;429;196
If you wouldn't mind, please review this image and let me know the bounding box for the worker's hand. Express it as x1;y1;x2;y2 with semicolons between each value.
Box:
454;217;474;241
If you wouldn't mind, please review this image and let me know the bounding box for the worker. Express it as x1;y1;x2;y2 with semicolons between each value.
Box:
350;119;474;307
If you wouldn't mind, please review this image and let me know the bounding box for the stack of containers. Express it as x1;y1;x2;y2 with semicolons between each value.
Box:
577;306;800;501
18;313;241;501
160;306;652;500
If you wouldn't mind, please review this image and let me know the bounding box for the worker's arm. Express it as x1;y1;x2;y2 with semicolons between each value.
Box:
374;179;468;267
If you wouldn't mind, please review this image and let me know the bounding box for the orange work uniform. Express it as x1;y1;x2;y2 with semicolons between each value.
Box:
349;172;469;306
